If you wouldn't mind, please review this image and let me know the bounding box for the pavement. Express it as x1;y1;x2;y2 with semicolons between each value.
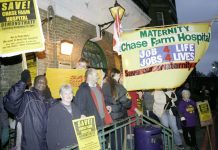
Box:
174;103;218;150
180;112;217;150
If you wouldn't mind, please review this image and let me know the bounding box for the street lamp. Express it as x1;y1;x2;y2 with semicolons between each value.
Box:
98;0;125;37
109;0;125;20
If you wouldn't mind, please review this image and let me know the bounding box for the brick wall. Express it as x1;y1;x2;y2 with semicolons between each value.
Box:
96;32;115;69
38;9;116;74
0;63;22;98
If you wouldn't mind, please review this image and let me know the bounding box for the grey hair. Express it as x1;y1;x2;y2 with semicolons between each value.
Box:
59;84;73;95
181;89;191;97
85;68;96;80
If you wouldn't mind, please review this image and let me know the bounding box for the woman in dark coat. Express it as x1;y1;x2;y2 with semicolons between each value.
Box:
102;68;132;150
46;84;81;150
102;68;132;121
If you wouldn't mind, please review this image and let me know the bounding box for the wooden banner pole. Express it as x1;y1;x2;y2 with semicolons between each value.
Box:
22;53;27;70
206;125;212;150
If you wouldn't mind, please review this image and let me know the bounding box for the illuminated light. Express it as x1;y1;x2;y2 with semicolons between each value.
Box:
61;41;73;55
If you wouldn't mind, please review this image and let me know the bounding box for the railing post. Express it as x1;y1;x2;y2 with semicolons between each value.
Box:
136;114;140;125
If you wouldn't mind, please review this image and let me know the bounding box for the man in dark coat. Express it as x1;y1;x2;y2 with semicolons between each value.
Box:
46;84;81;150
74;68;112;128
3;70;51;150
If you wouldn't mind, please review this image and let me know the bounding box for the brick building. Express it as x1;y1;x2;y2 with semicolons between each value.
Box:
0;0;151;98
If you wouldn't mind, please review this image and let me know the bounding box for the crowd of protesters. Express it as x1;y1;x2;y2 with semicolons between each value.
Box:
0;58;217;150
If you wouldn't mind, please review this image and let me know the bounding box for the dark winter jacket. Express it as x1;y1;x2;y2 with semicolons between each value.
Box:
3;81;51;150
74;82;104;127
102;82;132;121
46;102;81;150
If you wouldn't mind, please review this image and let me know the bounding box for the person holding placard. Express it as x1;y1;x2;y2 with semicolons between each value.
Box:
178;90;199;150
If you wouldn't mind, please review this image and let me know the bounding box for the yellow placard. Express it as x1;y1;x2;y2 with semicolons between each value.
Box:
72;116;100;150
46;68;85;98
120;23;211;90
46;68;103;98
0;0;44;57
197;101;212;126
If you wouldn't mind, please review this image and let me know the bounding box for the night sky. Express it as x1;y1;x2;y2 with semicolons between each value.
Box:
176;0;218;75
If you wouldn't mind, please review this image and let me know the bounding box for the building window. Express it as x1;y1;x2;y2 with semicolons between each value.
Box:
156;12;165;25
82;40;107;69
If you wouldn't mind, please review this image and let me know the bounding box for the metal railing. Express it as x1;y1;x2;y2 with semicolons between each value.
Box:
63;114;173;150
